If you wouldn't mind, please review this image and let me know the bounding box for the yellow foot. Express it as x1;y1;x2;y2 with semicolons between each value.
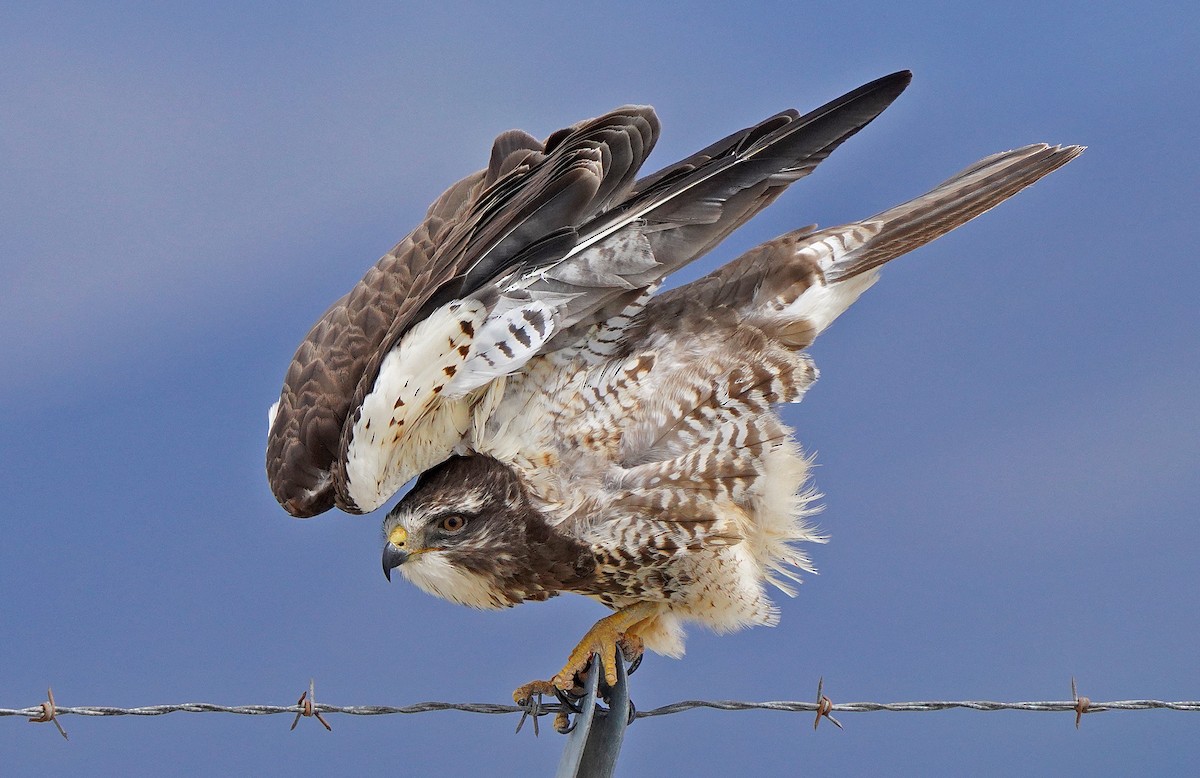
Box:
512;602;657;703
512;679;561;707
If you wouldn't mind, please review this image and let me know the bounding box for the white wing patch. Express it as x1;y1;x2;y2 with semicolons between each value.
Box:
343;299;487;513
445;298;556;397
765;222;883;336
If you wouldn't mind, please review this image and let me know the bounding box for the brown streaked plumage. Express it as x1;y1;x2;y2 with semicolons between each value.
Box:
268;72;915;516
267;71;1082;697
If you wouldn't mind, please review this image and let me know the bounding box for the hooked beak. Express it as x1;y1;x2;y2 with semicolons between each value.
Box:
382;542;409;581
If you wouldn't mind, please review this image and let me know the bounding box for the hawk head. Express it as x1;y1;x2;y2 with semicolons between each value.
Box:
381;455;595;609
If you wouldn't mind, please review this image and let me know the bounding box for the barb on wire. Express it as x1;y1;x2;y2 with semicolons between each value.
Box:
27;688;68;740
813;677;842;731
1072;677;1095;729
291;679;332;732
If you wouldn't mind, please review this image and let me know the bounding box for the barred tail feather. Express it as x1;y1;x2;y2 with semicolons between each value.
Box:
824;143;1085;283
644;144;1083;355
756;143;1085;346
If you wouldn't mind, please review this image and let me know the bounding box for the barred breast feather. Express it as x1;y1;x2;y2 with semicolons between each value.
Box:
471;141;1082;654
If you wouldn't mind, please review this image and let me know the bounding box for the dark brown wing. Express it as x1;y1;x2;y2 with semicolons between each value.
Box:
267;108;659;517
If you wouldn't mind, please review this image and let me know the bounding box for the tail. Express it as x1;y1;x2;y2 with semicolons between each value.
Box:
647;143;1085;351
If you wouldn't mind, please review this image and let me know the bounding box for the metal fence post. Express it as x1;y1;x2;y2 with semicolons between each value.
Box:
556;652;631;778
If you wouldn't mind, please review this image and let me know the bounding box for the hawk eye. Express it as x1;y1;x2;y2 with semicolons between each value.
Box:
440;515;467;533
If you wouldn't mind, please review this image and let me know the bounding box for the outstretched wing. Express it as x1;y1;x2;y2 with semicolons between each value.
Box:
268;72;913;517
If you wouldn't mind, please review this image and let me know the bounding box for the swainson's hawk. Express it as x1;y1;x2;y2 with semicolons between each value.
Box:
266;71;1081;700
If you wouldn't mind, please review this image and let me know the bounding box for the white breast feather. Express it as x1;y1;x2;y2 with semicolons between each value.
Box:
401;553;509;609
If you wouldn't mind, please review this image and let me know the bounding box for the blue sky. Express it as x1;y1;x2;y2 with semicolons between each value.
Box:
3;2;1197;774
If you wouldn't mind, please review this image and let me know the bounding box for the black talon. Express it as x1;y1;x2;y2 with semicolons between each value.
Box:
626;696;637;725
626;652;644;676
554;686;583;714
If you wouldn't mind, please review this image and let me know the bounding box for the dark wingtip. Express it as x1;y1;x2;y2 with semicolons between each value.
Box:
789;70;914;136
876;69;913;86
864;70;913;100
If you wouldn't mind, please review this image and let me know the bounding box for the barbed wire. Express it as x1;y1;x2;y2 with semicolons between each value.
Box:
6;697;1198;719
4;678;1198;739
8;698;1200;719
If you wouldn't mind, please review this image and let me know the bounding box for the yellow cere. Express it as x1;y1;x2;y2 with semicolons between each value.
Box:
388;526;408;547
